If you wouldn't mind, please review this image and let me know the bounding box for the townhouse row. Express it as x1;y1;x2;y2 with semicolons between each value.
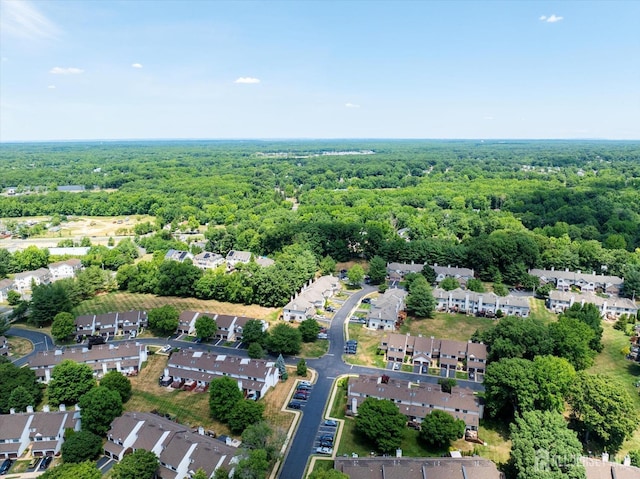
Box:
0;258;83;301
379;333;488;376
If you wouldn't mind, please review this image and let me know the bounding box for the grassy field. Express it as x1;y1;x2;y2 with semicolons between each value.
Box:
300;339;329;358
345;324;387;368
528;298;557;323
72;291;278;320
399;313;496;342
3;335;32;358
124;354;296;437
588;321;640;456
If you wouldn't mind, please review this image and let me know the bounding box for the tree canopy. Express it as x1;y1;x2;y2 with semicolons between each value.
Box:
99;370;132;403
209;376;243;423
355;397;407;453
147;305;179;336
39;461;102;479
195;314;217;340
48;360;96;406
51;312;76;342
405;275;436;318
419;410;465;449
111;449;159;479
61;430;103;463
0;361;42;413
266;323;302;355
78;386;123;436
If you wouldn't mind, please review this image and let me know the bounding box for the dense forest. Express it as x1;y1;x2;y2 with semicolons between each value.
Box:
1;140;639;298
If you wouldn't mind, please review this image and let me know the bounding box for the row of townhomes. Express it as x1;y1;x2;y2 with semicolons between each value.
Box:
0;405;81;459
0;258;83;300
29;342;147;382
529;268;624;295
165;248;274;272
282;275;341;322
347;375;483;430
547;290;638;318
365;288;408;331
386;262;475;285
433;287;531;317
176;310;267;340
379;333;488;377
334;457;504;479
105;412;238;479
75;310;148;339
166;351;279;399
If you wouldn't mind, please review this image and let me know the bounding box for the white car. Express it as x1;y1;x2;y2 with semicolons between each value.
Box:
160;345;172;353
316;447;333;455
299;381;312;387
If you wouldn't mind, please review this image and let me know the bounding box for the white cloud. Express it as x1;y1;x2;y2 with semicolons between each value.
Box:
234;77;260;84
540;14;563;23
483;116;494;120
345;102;360;108
131;63;143;69
50;67;84;75
0;0;60;39
47;85;56;89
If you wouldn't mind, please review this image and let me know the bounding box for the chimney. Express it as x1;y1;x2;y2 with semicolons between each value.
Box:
601;452;609;462
9;408;15;414
43;405;50;412
59;404;66;412
26;405;34;413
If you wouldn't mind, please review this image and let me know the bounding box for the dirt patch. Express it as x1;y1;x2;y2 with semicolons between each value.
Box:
5;336;33;358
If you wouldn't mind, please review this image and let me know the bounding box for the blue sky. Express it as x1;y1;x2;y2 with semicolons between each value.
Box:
1;0;638;141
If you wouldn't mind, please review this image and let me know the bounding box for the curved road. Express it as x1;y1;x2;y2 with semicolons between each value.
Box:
7;287;484;479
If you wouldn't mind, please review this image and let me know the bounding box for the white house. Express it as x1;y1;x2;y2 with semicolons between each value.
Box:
48;259;83;281
366;288;408;331
14;268;51;295
282;275;341;322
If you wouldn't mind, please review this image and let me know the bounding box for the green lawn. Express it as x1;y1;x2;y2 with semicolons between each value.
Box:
588;321;640;455
399;313;495;342
528;298;557;324
300;339;329;358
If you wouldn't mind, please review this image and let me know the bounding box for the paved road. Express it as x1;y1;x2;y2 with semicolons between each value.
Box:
7;286;485;479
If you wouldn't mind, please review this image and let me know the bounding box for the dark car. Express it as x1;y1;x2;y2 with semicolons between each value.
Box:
319;434;334;443
346;339;358;346
324;419;338;427
0;459;13;475
288;401;302;409
296;384;311;391
39;456;52;470
361;298;371;304
293;392;308;400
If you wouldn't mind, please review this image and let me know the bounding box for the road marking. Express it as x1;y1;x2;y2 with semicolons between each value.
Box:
327;377;336;380
326;354;334;356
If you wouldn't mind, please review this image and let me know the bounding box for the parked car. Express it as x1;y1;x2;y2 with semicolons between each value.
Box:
288;401;302;409
28;457;40;469
316;446;333;455
39;456;52;470
0;459;13;475
421;365;428;374
297;384;311;390
319;434;334;443
317;333;328;339
393;362;401;371
293;392;308;400
246;393;258;401
324;419;338;427
160;345;172;353
299;381;312;387
361;298;371;304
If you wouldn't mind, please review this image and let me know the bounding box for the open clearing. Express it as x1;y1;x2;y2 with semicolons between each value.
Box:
73;291;279;320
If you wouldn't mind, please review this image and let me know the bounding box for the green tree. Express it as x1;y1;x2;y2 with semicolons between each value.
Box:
242;319;267;346
405;275;435;318
266;323;302;355
568;372;638;452
99;370;132;402
39;461;102;479
147;305;179;336
111;449;159;479
298;318;320;342
195;315;217;340
367;256;387;285
241;422;285;463
440;277;460;291
559;302;603;353
209;376;243;422
48;360;96;406
78;386;123;436
51;312;76;342
484;358;539;420
8;385;34;412
549;317;596;370
29;282;72;327
421;265;437;284
6;289;21;305
355;397;407;453
532;355;576;412
11;245;50;271
228;400;265;433
437;378;456;394
0;248;10;278
492;283;509;296
482;316;553;362
0;316;8;337
0;362;42;413
629;450;640;467
466;278;485;293
214;467;230;479
319;256;337;276
296;358;307;377
61;430;103;463
419;410;465;449
347;264;365;287
247;342;264;359
233;448;269;479
508;410;586;479
622;265;640;299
